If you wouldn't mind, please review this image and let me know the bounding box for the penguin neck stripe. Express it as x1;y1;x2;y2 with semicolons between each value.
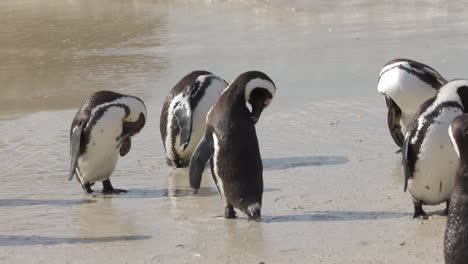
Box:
88;103;130;128
379;63;444;89
190;75;213;110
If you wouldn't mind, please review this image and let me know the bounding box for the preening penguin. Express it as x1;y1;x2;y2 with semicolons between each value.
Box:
402;80;468;219
189;71;276;220
160;71;228;168
445;114;468;264
69;91;147;195
377;58;446;147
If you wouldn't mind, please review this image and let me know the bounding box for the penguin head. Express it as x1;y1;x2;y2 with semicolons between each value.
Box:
449;114;468;161
239;197;262;221
436;80;468;111
242;71;276;124
248;88;273;124
122;96;147;136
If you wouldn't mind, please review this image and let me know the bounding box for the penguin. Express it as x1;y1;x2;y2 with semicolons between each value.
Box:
69;90;147;195
189;71;276;220
377;58;446;148
402;80;468;219
445;114;468;264
160;71;228;168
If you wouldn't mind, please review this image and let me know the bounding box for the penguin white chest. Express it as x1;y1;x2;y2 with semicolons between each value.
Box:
78;110;124;184
409;108;462;205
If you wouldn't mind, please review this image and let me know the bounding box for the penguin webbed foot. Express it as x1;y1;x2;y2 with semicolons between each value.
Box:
413;202;428;219
101;179;127;195
224;206;237;219
82;183;95;196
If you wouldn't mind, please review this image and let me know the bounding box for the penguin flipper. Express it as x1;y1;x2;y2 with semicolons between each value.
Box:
189;130;214;191
173;95;193;151
385;97;404;148
69;123;84;181
402;130;415;192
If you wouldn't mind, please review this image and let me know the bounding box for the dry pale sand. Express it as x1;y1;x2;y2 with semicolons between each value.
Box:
2;0;468;263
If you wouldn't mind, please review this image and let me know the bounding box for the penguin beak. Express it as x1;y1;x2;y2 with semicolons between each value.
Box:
252;115;259;124
249;89;272;125
250;97;267;125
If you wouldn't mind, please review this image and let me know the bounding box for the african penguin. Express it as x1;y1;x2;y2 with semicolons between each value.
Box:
445;114;468;264
377;58;446;148
69;90;147;195
160;71;228;168
189;71;276;220
402;80;468;219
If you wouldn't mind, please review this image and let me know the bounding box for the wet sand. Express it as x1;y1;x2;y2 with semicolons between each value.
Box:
1;0;467;263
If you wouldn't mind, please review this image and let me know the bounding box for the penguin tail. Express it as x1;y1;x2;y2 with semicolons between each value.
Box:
246;202;261;221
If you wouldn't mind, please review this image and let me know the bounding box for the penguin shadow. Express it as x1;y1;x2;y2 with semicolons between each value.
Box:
122;187;217;198
262;156;349;170
0;199;96;207
0;235;151;246
262;210;411;223
116;187;281;199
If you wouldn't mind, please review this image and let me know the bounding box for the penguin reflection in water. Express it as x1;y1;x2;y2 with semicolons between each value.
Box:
403;80;468;219
445;114;468;264
160;71;228;168
69;91;147;195
189;71;276;221
377;58;446;148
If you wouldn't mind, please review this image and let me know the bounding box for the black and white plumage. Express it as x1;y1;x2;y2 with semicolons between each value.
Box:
69;90;147;195
378;58;447;147
160;71;228;168
403;80;468;219
445;114;468;264
189;71;276;220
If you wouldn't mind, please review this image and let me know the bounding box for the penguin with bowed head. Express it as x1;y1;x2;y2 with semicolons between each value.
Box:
377;58;446;148
402;80;468;219
189;71;276;221
69;90;147;195
160;71;228;168
444;114;468;264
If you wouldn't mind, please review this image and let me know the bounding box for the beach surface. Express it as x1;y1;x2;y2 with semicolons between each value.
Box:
2;0;468;263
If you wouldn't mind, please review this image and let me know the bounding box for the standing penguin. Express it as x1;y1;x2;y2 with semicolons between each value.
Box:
445;114;468;264
402;80;468;219
189;71;276;220
69;90;147;195
377;58;446;147
160;71;228;168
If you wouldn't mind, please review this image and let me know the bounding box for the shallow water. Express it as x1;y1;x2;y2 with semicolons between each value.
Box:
1;0;466;263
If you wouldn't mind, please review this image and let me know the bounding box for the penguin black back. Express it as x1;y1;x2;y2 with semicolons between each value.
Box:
189;71;276;220
445;114;468;264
